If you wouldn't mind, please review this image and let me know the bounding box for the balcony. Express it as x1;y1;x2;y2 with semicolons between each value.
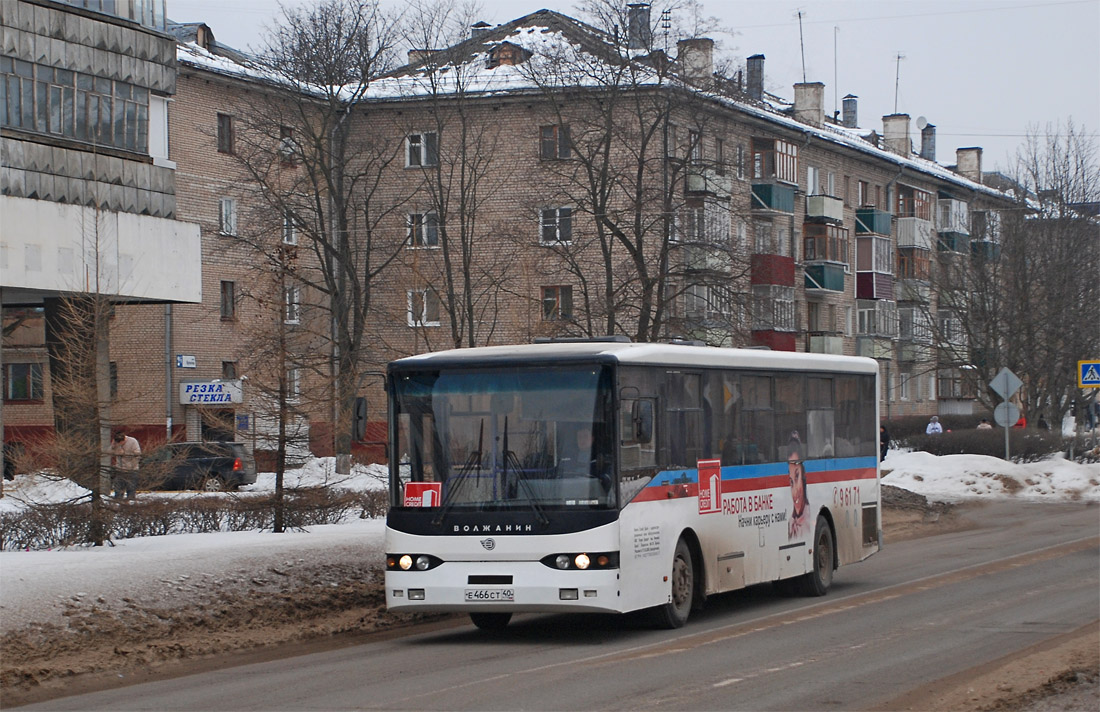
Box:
805;194;844;223
899;342;932;362
682;243;729;272
896;278;930;303
857;299;898;338
855;208;891;235
971;240;1001;261
751;183;796;213
809;334;845;355
804;263;845;292
856;337;894;360
856;272;894;300
686;167;732;198
937;232;967;253
897;217;934;249
938;198;970;235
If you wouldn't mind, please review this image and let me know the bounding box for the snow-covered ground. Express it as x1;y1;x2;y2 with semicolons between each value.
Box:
1;452;1097;634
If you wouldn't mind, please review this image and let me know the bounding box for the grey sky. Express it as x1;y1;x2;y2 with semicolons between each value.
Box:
169;0;1099;172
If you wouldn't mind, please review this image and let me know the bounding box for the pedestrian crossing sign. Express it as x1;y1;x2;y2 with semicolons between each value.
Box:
1080;360;1100;388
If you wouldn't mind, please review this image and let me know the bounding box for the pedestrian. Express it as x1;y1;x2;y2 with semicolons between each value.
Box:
109;431;141;500
977;418;993;430
926;416;943;435
879;425;890;461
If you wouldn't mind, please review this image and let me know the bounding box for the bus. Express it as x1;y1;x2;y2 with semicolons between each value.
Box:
384;341;881;629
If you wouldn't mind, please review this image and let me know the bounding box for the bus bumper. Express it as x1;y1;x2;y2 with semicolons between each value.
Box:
386;562;622;614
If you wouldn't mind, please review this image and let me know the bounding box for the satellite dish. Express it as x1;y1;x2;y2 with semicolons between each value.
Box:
916;116;928;130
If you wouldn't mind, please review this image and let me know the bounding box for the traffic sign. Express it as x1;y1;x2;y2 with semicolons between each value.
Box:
993;402;1020;428
1080;360;1100;388
990;368;1022;400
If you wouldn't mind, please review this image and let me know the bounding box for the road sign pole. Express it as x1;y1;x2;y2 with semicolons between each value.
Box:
1005;417;1010;461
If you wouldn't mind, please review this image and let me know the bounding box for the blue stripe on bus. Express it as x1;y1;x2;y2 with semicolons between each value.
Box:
645;456;877;487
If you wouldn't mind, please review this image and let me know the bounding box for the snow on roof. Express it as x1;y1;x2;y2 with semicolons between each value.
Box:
172;9;1008;200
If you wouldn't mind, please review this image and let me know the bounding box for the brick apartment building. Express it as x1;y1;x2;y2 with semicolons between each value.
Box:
3;3;1014;465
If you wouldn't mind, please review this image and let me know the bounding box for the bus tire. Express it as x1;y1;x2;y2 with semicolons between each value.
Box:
469;612;512;630
799;515;834;597
652;537;694;629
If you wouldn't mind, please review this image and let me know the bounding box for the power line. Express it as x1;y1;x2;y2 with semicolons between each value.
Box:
735;0;1094;30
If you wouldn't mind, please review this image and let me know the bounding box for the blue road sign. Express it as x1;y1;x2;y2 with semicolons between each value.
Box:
1080;360;1100;388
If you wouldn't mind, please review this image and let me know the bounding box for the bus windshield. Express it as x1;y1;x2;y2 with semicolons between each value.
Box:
391;365;616;511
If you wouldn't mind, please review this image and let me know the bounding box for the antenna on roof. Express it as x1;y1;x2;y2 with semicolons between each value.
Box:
894;52;905;113
661;9;671;54
797;11;807;83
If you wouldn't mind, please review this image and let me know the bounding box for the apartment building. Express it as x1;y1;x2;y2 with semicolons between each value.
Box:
2;0;201;462
3;3;1014;463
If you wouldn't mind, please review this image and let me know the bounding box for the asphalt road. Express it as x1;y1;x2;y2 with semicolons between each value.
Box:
24;500;1099;711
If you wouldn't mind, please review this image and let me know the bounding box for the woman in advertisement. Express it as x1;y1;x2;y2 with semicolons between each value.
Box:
787;433;810;539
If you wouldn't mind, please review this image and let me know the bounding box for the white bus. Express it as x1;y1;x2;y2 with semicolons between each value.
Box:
385;341;881;629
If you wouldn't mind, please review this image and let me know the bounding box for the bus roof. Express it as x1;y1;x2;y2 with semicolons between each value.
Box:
388;342;878;375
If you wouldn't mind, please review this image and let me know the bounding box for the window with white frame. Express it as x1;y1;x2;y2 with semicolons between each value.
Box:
751;284;795;331
857;299;898;337
284;285;300;324
736;144;745;180
219;197;237;235
754;219;790;256
407;212;440;247
541;285;573;320
900;371;912;401
4;362;43;401
688;130;702;163
807;165;822;195
540;207;572;244
407;288;440;327
282;210;297;245
287;366;300;401
406;132;438;167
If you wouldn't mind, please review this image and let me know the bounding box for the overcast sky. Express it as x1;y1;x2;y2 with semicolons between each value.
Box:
169;0;1099;173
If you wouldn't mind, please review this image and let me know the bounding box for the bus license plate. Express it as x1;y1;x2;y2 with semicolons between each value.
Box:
464;588;514;602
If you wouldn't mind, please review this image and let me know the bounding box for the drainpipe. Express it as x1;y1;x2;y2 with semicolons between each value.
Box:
165;304;173;441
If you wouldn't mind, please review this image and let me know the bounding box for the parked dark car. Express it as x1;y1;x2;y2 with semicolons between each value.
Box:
141;442;257;492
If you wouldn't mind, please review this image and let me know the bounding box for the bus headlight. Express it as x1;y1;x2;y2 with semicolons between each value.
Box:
386;554;443;571
541;552;619;570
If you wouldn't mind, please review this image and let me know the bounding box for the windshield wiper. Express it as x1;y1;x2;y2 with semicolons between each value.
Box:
432;419;484;526
501;416;549;526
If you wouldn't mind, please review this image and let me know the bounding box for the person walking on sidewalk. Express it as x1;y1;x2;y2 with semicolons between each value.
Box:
109;431;141;499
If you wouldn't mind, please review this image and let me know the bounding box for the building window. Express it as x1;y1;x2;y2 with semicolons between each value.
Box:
407;288;441;327
222;361;237;380
4;363;43;401
282;210;297;245
857;180;869;207
751;137;798;183
406;132;438;167
109;361;118;399
806;165;821;195
0;58;149;152
715;138;725;174
844;176;851;206
688;130;702;163
407;212;440;248
219;198;237;235
736;144;745;180
540;207;573;244
217;113;234;154
803;223;850;265
540;124;571;159
751;285;796;331
541;286;573;321
278;125;298;163
754;219;791;257
287;367;300;401
284;286;300;324
857;235;893;273
220;280;236;320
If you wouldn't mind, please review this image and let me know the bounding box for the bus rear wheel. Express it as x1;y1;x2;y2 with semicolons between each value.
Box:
652;537;694;629
469;612;512;630
799;515;834;597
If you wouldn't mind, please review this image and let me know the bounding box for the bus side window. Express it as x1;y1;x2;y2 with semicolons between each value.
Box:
621;398;656;469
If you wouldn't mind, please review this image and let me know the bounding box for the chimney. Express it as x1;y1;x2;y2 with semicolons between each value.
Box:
677;38;714;83
920;122;936;162
842;94;858;128
746;54;765;100
627;3;652;50
956;147;983;182
407;49;434;65
882;113;911;155
793;82;825;127
470;21;491;40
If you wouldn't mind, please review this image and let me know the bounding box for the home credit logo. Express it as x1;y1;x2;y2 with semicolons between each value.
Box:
697;459;722;514
403;482;442;508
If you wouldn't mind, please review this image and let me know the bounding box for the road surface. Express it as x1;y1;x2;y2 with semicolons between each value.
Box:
22;500;1099;711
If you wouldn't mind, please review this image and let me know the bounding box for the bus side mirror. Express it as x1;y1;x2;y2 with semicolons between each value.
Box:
632;400;653;443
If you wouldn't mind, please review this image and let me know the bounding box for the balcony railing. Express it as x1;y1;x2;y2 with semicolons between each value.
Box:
896;278;931;303
808;334;845;355
805;194;844;223
751;183;796;213
855;208;891;235
686;167;732;198
897;217;934;249
856;272;894;300
856;336;894;360
804;263;845;292
899;342;932;362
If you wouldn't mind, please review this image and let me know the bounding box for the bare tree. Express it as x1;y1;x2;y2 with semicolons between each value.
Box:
229;0;404;474
934;120;1100;424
